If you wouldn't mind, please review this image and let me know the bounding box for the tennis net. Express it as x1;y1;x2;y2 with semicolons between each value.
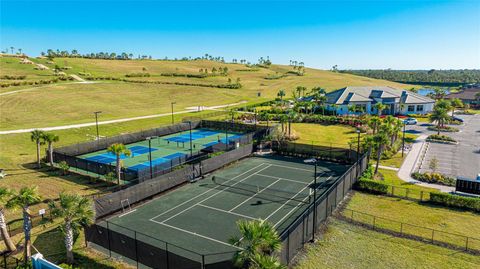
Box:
211;176;313;205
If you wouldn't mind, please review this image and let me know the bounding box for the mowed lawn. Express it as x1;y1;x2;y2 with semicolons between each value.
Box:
1;57;413;130
294;219;480;269
291;123;357;148
346;192;480;239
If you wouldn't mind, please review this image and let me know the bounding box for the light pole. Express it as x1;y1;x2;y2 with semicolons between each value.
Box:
94;111;102;140
146;136;158;179
171;102;176;124
254;108;257;130
356;129;361;178
402;121;406;157
304;158;318;242
188;121;193;156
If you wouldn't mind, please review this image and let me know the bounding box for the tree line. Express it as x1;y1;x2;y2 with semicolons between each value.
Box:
339;69;480;85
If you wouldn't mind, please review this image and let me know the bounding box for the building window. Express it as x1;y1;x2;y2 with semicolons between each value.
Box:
416;105;424;111
407;105;415;112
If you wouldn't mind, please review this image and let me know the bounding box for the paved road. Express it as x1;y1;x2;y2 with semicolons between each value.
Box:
406;114;480;179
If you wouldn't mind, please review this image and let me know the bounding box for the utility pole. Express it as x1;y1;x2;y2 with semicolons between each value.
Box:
94;111;102;140
171;102;176;124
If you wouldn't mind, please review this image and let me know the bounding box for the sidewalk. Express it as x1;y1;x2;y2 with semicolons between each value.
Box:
397;134;455;193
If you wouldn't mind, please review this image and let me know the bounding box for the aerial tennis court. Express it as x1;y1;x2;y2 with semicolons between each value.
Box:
94;155;348;266
78;128;242;173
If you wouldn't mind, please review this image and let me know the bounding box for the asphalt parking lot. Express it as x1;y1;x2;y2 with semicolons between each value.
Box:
406;114;480;179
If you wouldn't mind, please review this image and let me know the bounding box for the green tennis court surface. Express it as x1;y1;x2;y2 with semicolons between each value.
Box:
99;155;348;263
78;128;242;172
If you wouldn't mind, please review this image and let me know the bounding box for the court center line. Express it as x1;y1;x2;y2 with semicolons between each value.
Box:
149;163;266;221
153;164;273;223
197;204;258;220
272;175;333;228
255;173;310;185
228;178;282;212
150;219;242;250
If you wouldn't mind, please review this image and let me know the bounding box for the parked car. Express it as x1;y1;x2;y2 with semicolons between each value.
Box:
452;116;464;123
404;118;417;125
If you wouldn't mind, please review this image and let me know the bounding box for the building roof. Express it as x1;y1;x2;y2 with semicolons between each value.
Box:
326;86;434;105
445;88;480;101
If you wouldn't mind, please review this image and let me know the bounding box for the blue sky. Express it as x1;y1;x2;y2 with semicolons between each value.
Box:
1;0;479;69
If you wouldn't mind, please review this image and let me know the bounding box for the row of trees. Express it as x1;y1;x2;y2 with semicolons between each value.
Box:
41;49;143;60
1;46;23;55
0;186;93;264
340;69;480;85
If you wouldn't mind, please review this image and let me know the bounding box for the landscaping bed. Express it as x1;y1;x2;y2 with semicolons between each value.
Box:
426;134;457;144
427;126;459;132
411;172;456;186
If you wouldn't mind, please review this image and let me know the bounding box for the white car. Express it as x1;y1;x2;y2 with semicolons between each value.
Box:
404;118;418;125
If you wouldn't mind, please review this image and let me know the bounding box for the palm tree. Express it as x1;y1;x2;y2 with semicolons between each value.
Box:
373;128;390;174
277;89;286;105
229;219;284;269
433;88;447;100
287;110;297;137
30;130;45;169
107;143;131;185
49;193;94;264
367;116;381;134
42;132;59;168
7;187;41;263
373;103;387;116
0;188;16;252
429;107;449;135
450;98;463;116
383;116;397;146
330;104;338;116
279;114;288;134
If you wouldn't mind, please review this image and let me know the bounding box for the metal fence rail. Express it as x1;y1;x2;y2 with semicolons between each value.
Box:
278;152;369;265
341;208;480;254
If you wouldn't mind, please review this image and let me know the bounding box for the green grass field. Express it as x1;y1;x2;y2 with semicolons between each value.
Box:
346;192;480;238
294;219;480;269
291;123;357;148
1;56;414;130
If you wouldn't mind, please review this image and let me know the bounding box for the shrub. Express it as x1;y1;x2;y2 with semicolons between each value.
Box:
411;172;456;186
429;192;480;212
355;178;389;194
426;134;456;142
58;161;70;175
0;75;26;80
427;126;459;132
125;72;150;77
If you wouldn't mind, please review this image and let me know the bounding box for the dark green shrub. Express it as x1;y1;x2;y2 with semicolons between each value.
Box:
429;192;480;212
411;172;456;186
355;178;389;194
427;134;456;142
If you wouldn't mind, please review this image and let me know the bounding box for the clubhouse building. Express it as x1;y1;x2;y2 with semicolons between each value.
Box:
325;86;435;115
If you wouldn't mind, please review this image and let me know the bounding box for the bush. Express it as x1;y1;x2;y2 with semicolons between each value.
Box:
355;178;389;194
429;192;480;212
1;75;26;80
411;172;456;186
125;72;150;77
426;134;456;142
427;126;459;132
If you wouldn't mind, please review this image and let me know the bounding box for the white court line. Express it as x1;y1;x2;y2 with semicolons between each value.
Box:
154;164;273;224
150;219;242;250
256;173;310;185
228;179;282;212
272;176;333;228
118;209;137;218
149;163;266;221
197;204;258;220
267;163;315;173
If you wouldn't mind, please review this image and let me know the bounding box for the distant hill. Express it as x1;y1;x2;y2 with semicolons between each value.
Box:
0;56;415;129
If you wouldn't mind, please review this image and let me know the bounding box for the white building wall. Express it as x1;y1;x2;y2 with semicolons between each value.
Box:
400;103;434;115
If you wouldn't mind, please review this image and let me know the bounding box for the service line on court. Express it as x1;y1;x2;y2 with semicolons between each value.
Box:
256;173;310;185
272;175;333;228
156;164;272;224
228;178;282;212
197;204;258;220
149;162;267;221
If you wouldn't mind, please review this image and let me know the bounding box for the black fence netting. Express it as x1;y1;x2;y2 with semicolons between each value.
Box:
272;141;360;164
278;153;368;265
200;120;265;134
94;143;254;219
54;121;201;157
87;152;368;269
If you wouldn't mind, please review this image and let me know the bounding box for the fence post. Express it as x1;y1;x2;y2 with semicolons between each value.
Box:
135;231;139;269
202;255;205;269
373;216;376;230
400;223;403;235
431;229;435;243
406;188;409;199
166;243;170;269
106;222;112;257
465;237;469;251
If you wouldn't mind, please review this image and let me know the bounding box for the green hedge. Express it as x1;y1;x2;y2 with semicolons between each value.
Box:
355;178;389;195
411;172;456;186
429;192;480;212
426;134;456;142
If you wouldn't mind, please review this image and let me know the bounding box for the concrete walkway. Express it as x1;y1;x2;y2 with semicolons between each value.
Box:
0;101;247;135
397;134;454;193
